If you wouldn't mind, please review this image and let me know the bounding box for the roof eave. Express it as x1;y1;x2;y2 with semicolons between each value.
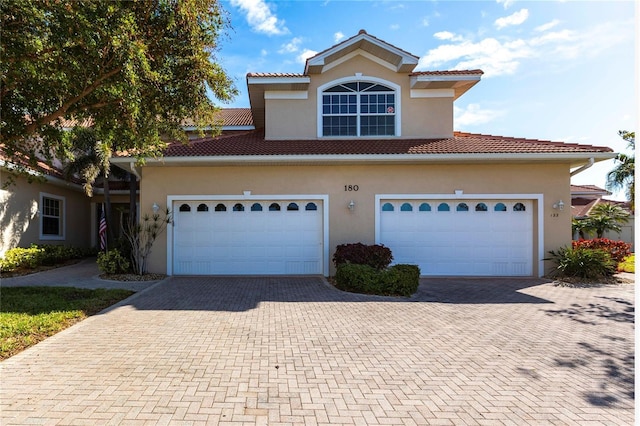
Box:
111;152;616;168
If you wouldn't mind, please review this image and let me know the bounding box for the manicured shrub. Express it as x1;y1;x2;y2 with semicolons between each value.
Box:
39;245;85;265
335;263;380;294
0;246;45;271
572;238;631;264
335;263;420;297
547;247;616;279
384;264;421;296
0;244;95;273
618;254;635;273
333;243;393;270
97;249;130;275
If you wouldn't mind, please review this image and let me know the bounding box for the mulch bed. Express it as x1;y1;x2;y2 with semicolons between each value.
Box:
1;259;83;278
99;273;167;282
552;274;634;288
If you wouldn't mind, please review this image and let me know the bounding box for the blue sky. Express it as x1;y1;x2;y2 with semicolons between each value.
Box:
216;0;636;200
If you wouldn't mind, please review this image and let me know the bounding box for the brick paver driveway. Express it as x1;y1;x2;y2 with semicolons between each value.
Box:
1;276;634;425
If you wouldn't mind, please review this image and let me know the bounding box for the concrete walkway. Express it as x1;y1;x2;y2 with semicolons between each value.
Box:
1;257;162;292
0;266;634;425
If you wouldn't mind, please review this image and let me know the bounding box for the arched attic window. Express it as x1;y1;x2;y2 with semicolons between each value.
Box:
321;80;397;137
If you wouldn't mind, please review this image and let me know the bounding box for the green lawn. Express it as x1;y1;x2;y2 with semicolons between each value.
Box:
0;287;134;360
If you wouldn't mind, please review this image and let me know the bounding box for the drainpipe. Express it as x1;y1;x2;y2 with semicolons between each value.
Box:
570;157;594;177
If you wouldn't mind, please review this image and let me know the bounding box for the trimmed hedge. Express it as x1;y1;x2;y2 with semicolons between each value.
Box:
97;249;130;274
333;243;393;270
335;263;420;297
0;244;94;272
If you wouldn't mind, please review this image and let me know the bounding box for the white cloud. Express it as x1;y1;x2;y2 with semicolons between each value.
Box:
390;24;400;30
419;37;531;76
454;104;504;128
420;19;633;77
279;37;302;54
433;31;464;42
494;8;529;29
230;0;288;35
535;19;561;32
422;17;429;27
297;49;318;64
496;0;515;9
334;31;345;42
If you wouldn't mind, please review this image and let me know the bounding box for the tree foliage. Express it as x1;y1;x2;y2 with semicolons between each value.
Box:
606;130;635;211
573;202;630;239
1;0;237;169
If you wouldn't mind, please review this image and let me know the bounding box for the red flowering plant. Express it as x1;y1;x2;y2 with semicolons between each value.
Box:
572;238;631;264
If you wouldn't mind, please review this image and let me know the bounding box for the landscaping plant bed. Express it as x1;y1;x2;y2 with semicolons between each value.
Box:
1;258;83;278
99;273;166;282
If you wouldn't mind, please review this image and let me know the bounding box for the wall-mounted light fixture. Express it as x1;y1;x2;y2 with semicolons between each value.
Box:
152;203;160;214
348;200;355;211
552;200;565;211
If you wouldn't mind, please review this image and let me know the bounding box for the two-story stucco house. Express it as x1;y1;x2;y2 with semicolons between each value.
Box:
112;30;615;278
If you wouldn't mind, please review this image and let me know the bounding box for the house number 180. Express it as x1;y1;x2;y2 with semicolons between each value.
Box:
344;185;359;191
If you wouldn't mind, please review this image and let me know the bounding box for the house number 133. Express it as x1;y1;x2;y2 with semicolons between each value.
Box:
344;185;359;191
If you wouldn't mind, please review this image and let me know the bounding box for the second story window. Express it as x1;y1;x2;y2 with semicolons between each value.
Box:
321;81;396;137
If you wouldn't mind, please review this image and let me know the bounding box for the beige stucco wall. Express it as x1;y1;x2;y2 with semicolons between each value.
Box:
0;172;92;255
265;54;453;140
140;162;572;276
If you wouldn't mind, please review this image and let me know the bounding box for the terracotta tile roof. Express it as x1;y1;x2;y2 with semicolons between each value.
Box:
0;146;83;185
571;197;599;217
53;109;255;129
410;70;484;76
571;197;632;217
213;108;253;127
570;184;610;194
163;130;614;157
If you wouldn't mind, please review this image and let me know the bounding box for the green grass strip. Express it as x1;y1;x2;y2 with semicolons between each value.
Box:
0;287;134;360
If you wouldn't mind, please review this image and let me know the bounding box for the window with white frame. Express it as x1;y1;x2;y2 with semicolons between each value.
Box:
321;81;396;137
40;193;65;239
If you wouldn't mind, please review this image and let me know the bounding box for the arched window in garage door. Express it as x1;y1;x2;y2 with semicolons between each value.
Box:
494;203;507;212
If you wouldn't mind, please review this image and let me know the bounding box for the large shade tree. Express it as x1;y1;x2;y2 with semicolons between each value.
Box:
606;130;635;212
1;0;237;170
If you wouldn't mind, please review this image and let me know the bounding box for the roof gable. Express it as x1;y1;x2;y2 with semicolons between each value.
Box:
304;29;419;74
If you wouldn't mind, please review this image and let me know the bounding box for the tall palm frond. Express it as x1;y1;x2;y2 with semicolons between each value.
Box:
606;131;635;211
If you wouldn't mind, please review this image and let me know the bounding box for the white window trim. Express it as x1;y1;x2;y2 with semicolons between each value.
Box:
39;192;66;240
317;76;401;138
374;193;544;277
166;194;330;277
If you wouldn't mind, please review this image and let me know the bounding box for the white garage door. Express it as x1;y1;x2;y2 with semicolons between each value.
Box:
379;199;533;276
173;200;323;275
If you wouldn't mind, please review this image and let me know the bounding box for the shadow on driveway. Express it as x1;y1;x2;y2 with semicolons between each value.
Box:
122;275;553;313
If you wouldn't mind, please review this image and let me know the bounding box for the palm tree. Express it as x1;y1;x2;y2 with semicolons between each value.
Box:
586;202;630;238
606;130;635;212
62;127;135;246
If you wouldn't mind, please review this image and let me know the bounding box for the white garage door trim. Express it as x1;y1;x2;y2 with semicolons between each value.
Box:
167;193;329;276
375;193;544;277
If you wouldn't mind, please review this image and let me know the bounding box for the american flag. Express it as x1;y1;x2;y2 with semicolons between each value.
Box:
99;210;107;251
